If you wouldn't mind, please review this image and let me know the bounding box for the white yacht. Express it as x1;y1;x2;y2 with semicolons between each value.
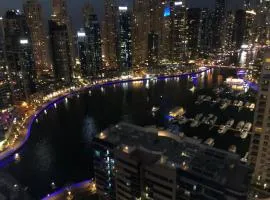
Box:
152;106;160;113
237;101;244;107
204;138;215;146
220;101;228;110
236;121;245;131
249;103;255;111
190;120;200;128
241;123;252;139
245;102;250;108
233;100;239;106
218;125;228;134
195;113;203;121
204;96;212;102
226;119;234;128
209;116;218;126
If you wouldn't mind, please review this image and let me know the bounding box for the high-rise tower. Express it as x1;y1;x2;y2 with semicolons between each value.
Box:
50;0;74;83
249;49;270;198
212;0;226;52
118;6;132;71
170;0;187;63
0;17;12;109
132;0;150;67
4;10;35;102
82;3;102;76
102;0;118;69
23;0;53;81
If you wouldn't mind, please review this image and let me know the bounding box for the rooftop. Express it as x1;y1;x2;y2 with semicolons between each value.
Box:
95;122;251;192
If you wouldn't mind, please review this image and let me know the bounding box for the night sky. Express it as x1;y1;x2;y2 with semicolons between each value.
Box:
0;0;244;30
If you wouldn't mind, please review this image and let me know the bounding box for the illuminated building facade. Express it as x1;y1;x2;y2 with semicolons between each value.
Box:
4;10;35;103
118;6;132;71
169;1;187;63
23;0;52;82
49;20;72;83
93;123;251;200
187;8;201;58
160;2;171;63
212;0;225;52
198;9;213;56
102;0;118;68
82;3;102;76
249;50;270;198
51;0;75;71
0;17;11;109
223;11;235;52
132;0;150;67
255;0;270;45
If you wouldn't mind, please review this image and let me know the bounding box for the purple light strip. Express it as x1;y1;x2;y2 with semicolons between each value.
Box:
0;67;212;167
41;179;93;200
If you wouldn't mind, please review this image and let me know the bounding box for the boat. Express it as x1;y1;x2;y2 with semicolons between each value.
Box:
241;123;252;138
204;96;212;102
245;102;250;108
189;86;196;92
204;138;215;146
169;107;185;118
229;145;237;153
240;131;248;139
198;95;206;101
190;120;200;128
204;114;214;124
201;116;208;124
249;103;255;111
178;116;189;125
226;119;234;128
152;106;160;113
237;101;244;107
240;152;249;163
195;113;203;121
209;116;217;126
220;101;228;110
218;125;228;134
236;121;245;131
233;100;239;106
14;153;20;161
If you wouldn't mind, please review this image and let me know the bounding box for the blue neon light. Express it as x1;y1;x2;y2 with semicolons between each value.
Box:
164;6;170;17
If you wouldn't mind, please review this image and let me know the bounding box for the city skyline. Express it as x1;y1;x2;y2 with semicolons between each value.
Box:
0;0;245;29
0;0;270;199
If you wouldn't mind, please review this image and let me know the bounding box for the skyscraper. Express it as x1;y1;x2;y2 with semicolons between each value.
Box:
50;0;74;83
4;10;35;103
118;6;132;71
223;11;235;52
102;0;118;68
132;0;150;67
254;0;270;45
170;0;187;63
160;2;171;63
49;20;72;83
23;0;53;81
187;8;201;58
0;17;12;109
51;0;75;73
249;50;270;198
212;0;226;52
198;9;213;57
82;3;102;76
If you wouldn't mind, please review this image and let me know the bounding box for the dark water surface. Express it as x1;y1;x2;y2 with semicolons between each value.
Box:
1;68;254;199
